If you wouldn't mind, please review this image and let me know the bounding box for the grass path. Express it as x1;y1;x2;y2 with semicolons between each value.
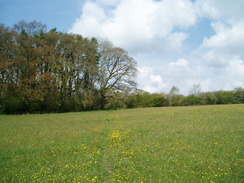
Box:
0;105;243;182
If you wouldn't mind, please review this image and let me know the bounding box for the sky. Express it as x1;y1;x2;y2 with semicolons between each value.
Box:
1;0;244;95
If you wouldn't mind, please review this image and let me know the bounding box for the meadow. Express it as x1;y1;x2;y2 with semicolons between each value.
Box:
0;104;243;182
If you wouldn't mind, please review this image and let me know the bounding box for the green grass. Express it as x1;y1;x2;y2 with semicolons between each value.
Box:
0;104;243;182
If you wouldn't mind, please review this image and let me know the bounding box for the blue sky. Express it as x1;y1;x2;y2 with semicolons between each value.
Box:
0;0;83;31
1;0;244;94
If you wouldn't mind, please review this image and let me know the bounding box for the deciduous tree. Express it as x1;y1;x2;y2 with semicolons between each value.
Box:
98;40;137;109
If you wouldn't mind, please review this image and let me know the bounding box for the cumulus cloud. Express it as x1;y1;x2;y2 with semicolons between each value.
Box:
70;0;196;54
202;21;244;56
70;0;244;94
137;67;167;93
160;58;207;94
195;0;244;21
191;0;244;92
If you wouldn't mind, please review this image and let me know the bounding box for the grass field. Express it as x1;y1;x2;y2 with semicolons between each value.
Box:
0;104;243;182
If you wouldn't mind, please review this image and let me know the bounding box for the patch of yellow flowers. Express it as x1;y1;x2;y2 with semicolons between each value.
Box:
110;130;120;138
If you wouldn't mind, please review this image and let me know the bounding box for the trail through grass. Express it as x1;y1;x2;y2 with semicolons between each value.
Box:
0;105;243;182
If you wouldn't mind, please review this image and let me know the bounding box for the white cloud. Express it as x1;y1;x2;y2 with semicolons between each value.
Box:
169;58;188;67
138;54;244;94
202;21;244;56
70;0;196;54
70;0;244;94
160;58;206;94
137;67;167;93
193;0;244;92
96;0;120;6
195;0;244;21
136;58;209;94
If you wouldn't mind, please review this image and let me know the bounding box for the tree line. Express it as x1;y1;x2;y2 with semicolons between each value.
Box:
125;87;244;109
0;21;243;114
0;21;136;114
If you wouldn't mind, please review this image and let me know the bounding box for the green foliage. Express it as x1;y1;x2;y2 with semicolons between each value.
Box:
170;94;185;106
126;91;166;108
215;91;234;104
234;87;244;103
2;96;25;114
0;105;243;182
105;92;127;110
203;92;217;105
184;94;201;106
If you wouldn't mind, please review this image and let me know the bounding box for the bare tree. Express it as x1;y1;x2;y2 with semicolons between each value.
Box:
190;84;202;96
98;40;137;109
168;86;180;106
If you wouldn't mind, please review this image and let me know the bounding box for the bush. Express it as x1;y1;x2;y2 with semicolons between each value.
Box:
184;94;201;106
2;97;25;114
